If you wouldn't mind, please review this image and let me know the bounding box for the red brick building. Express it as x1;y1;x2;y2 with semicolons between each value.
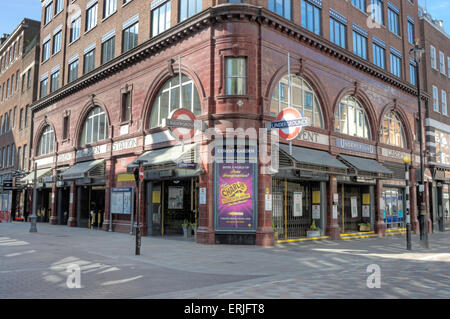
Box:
0;19;40;222
418;6;450;231
30;0;428;245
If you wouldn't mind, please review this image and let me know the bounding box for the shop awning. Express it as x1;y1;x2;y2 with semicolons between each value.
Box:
279;144;348;175
60;159;105;180
338;154;393;178
128;144;197;170
20;168;53;184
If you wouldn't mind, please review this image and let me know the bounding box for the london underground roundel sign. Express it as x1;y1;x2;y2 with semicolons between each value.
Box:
167;108;195;141
274;107;308;141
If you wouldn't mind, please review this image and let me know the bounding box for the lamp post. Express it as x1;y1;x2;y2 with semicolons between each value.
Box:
29;162;37;233
409;43;429;249
133;160;146;255
403;156;412;250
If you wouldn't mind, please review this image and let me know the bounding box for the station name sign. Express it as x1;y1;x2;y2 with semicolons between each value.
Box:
336;138;376;155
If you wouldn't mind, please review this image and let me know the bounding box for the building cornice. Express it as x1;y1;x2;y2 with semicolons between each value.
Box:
31;4;427;112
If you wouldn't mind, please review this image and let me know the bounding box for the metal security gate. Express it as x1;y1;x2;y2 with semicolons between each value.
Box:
337;184;370;233
272;179;312;239
443;185;450;228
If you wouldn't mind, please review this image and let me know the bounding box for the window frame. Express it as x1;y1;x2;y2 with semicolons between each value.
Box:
225;57;247;96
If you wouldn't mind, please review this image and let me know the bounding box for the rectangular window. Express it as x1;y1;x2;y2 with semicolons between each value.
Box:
27;68;32;88
25;105;29;127
352;0;365;11
44;3;53;24
15;70;19;92
101;36;115;64
442;90;447;116
121;91;131;122
353;31;367;59
225;57;246;95
301;0;321;36
11;144;15;168
373;43;385;69
86;2;98;32
268;0;291;20
23;144;27;171
151;1;171;37
53;31;62;54
21;74;25;93
330;17;346;49
10;74;14;96
19;108;23;130
407;21;414;44
122;22;138;53
13;106;16;129
370;0;384;25
6;79;9;99
388;8;399;36
17;147;21;169
55;0;64;15
42;40;51;62
390;53;401;78
104;0;117;18
432;86;439;112
50;71;59;93
430;46;437;69
40;77;48;98
63;116;70;140
84;49;95;74
409;63;416;85
179;0;202;22
70;17;81;43
68;60;79;83
439;51;445;75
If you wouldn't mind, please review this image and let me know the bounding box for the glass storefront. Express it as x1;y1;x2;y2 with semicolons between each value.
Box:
382;187;405;229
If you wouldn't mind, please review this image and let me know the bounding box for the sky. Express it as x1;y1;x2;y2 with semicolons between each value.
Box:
0;0;448;36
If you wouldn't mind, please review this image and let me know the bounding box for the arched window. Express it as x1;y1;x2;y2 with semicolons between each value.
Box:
270;74;324;128
335;96;371;139
381;111;407;148
38;125;55;156
149;75;201;128
81;106;108;145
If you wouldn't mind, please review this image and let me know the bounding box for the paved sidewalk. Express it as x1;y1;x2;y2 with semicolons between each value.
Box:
1;222;449;298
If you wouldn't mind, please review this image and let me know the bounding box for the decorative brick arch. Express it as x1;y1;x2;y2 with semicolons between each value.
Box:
378;102;414;150
332;84;378;141
74;96;112;148
34;119;58;157
265;62;331;130
141;62;207;133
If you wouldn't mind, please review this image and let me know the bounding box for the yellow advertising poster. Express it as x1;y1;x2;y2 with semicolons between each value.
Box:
312;191;321;204
363;193;370;205
152;191;161;204
117;174;135;182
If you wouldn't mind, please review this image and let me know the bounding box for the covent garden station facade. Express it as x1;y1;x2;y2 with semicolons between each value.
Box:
28;3;427;246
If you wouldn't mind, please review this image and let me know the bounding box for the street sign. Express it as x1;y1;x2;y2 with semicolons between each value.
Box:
163;108;196;141
270;107;310;141
139;166;144;181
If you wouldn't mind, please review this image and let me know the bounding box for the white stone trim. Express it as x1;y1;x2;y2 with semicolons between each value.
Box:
122;14;139;30
101;29;116;43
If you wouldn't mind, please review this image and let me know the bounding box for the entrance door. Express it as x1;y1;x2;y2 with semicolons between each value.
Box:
78;187;90;228
443;185;449;228
147;182;162;236
337;184;370;233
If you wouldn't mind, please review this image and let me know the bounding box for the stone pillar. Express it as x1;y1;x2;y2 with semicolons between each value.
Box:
67;181;77;227
326;175;340;240
256;169;273;246
103;159;115;231
374;179;386;237
409;166;419;234
49;170;58;225
196;160;215;244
